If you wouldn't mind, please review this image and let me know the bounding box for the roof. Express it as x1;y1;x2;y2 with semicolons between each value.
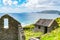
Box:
35;19;55;27
1;14;21;24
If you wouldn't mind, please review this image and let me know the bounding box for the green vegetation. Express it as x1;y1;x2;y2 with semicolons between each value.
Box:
23;24;42;40
23;18;60;40
40;18;60;40
23;24;34;30
56;17;60;26
41;28;60;40
24;29;42;40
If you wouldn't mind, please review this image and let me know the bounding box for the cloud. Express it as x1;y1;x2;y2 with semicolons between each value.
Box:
7;0;12;6
0;6;60;13
13;1;18;5
2;0;60;7
3;0;18;6
0;0;60;13
20;0;60;12
22;0;60;8
3;0;8;5
0;6;37;13
3;0;13;6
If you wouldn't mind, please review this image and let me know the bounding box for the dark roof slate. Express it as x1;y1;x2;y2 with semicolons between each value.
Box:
35;19;55;27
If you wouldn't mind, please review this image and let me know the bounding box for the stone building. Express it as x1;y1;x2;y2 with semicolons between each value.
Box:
34;19;58;34
0;14;25;40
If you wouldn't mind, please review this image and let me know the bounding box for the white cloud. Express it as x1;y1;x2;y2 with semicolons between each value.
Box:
22;0;60;8
18;0;60;12
1;0;60;13
0;6;37;13
25;0;38;7
13;1;18;5
7;0;12;6
3;0;8;5
3;0;12;6
0;6;60;13
3;0;18;6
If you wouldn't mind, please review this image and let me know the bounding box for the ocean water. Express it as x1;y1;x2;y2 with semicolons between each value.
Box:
0;13;60;26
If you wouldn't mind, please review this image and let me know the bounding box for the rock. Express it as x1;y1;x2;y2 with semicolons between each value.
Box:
29;37;40;40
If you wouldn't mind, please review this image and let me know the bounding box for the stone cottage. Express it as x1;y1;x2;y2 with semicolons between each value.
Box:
34;19;58;34
0;14;25;40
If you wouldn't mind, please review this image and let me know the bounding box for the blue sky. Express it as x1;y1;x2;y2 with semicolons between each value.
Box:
0;0;60;26
0;0;60;13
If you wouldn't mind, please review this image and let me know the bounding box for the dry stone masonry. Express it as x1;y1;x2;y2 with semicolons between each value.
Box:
0;14;25;40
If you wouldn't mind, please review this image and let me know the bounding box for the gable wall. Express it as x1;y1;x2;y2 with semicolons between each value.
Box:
34;25;45;33
47;21;58;32
0;15;21;40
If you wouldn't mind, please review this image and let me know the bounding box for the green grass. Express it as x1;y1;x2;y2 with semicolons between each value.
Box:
24;27;60;40
23;24;42;40
40;18;60;40
41;28;60;40
24;29;42;40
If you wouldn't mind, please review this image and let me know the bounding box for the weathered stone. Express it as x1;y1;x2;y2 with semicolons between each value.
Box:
0;14;25;40
34;19;58;34
18;27;25;40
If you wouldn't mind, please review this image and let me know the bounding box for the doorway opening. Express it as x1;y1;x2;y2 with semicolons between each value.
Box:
44;27;47;34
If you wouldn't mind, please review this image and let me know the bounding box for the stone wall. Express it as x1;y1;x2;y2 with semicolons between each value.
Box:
0;14;25;40
34;20;58;34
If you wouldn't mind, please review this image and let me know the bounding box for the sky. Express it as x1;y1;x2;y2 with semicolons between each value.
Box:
0;0;60;13
0;0;60;26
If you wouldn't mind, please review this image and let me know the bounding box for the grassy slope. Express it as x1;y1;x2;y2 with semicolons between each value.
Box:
41;18;60;40
24;29;42;40
23;24;42;40
41;28;60;40
23;18;60;40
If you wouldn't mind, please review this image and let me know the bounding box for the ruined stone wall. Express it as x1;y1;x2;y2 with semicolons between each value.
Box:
47;21;58;33
34;25;46;33
0;14;21;40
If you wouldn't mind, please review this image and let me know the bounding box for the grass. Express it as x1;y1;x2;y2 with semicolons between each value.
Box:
41;27;60;40
23;24;42;40
24;29;42;40
24;27;60;40
40;18;60;40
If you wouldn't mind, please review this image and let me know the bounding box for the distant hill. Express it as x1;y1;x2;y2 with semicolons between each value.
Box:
40;10;60;13
36;10;60;14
